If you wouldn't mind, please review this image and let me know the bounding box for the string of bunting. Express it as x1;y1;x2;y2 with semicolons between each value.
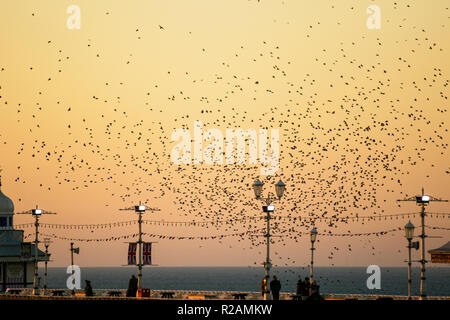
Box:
13;219;236;229
278;225;449;237
426;225;450;231
310;212;450;223
272;227;404;237
23;229;266;242
13;220;139;230
19;223;434;243
11;212;450;231
316;227;402;237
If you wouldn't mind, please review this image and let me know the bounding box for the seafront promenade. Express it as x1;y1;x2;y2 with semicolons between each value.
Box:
0;288;448;300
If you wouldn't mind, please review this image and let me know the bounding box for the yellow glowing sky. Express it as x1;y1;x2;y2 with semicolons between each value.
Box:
0;0;449;267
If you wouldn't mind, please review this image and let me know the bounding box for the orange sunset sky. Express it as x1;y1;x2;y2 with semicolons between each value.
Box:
0;0;449;267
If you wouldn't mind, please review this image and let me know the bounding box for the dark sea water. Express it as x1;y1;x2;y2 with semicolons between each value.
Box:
38;266;450;296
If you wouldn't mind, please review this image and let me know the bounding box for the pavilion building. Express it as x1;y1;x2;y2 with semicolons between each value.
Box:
0;178;49;291
428;241;450;264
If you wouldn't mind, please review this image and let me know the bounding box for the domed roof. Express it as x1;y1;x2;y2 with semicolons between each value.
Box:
0;181;14;214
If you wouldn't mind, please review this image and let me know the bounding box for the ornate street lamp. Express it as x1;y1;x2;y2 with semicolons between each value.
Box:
309;227;318;296
252;179;286;300
405;221;415;299
252;180;264;199
275;180;286;200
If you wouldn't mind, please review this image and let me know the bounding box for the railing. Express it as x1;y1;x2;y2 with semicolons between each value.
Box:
1;288;449;300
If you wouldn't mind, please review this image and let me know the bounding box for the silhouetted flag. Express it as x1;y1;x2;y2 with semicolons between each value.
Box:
143;242;152;265
128;243;137;265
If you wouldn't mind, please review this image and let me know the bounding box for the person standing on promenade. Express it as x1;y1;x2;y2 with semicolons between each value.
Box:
306;280;324;301
296;278;304;296
85;280;94;296
270;275;281;300
127;275;138;297
302;277;310;298
311;280;319;295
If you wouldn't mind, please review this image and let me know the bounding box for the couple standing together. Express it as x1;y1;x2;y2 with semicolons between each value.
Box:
261;275;281;300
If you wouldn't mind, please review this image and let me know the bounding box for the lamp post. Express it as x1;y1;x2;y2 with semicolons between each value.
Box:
404;221;415;300
252;179;286;300
309;227;318;296
32;208;41;295
16;205;56;296
136;204;145;290
43;238;51;295
119;202;159;290
70;242;74;295
69;242;80;295
397;188;448;299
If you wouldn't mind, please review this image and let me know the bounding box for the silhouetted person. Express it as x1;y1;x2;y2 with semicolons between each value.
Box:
296;278;304;296
302;277;310;297
127;275;138;297
310;280;319;295
84;280;93;296
306;281;324;301
270;275;281;300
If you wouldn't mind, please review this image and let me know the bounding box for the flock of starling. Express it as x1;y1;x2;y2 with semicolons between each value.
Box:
0;2;449;276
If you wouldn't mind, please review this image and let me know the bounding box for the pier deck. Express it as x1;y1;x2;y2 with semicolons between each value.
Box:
1;289;448;300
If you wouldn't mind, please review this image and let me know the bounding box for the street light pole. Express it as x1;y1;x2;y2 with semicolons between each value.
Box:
137;210;143;290
119;202;159;291
397;188;448;300
310;241;314;293
309;227;317;296
407;237;412;299
404;221;418;300
16;205;56;296
43;238;51;295
264;196;272;300
70;242;75;295
252;179;286;301
33;213;40;295
419;202;426;299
